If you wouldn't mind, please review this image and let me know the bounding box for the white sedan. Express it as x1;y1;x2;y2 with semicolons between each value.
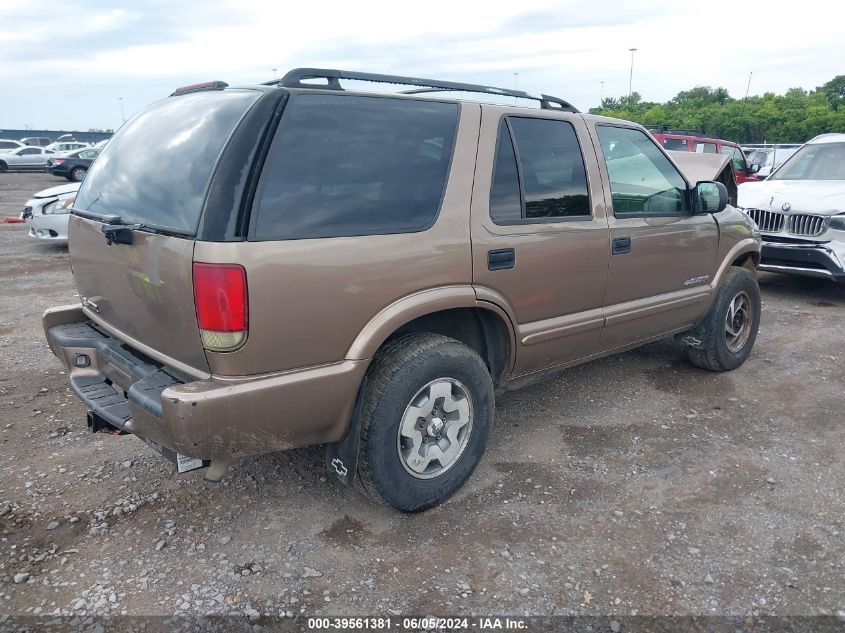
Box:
22;182;80;245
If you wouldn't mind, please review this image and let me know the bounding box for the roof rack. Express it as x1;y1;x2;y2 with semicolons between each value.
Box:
265;68;578;112
647;126;710;137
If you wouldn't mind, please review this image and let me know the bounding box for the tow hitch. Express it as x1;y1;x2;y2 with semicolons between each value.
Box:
87;411;126;435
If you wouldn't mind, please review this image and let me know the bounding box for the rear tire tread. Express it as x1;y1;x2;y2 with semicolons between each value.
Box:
356;333;492;512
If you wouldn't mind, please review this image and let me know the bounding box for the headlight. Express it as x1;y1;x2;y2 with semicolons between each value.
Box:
830;214;845;231
49;197;75;214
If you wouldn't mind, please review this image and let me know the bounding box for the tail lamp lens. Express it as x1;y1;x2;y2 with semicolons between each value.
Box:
192;262;248;351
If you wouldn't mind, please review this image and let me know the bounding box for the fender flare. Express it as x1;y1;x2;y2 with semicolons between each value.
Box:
345;286;478;360
711;238;761;291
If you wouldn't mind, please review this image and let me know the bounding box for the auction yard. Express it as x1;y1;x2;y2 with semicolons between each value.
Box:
1;173;843;619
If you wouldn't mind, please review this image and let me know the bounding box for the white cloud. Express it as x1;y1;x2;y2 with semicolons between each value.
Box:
0;0;842;129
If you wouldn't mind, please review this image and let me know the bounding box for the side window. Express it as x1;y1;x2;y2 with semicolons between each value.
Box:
489;116;591;223
253;94;458;240
726;146;747;172
489;120;521;222
20;148;40;155
596;125;689;215
695;142;717;154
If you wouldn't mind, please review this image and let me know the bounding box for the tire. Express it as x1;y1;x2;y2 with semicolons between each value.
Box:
685;266;761;372
357;333;494;512
70;167;87;182
0;161;6;173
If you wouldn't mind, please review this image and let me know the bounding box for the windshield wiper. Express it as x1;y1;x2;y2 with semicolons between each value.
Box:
71;207;192;244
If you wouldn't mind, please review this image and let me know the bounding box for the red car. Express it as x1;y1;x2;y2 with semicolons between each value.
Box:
650;128;763;184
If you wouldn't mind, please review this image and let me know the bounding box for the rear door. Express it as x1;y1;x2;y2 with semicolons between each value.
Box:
68;88;265;374
590;123;717;350
471;110;610;376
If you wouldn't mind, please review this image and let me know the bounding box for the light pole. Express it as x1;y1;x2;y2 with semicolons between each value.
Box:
118;97;125;123
272;68;278;81
600;80;605;104
513;72;519;104
628;48;637;97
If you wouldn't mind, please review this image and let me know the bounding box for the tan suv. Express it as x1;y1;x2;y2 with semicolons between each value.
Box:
43;69;762;512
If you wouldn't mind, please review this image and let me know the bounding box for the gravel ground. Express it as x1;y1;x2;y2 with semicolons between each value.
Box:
1;173;844;622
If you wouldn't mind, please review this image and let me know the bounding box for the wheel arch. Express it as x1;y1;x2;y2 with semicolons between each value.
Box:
712;238;761;289
345;287;516;388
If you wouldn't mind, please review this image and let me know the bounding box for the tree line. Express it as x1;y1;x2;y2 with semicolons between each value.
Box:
588;76;845;144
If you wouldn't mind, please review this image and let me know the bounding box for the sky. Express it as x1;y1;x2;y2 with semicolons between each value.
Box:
1;0;843;131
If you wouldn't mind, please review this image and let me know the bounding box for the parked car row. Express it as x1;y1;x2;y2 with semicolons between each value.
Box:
0;136;101;155
0;144;102;176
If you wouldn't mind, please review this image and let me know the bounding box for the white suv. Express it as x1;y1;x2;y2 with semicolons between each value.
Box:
738;134;845;282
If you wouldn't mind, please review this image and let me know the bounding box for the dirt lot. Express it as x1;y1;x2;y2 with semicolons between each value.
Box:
1;172;843;622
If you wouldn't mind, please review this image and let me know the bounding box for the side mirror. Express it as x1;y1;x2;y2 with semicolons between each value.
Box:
693;181;728;214
748;163;761;174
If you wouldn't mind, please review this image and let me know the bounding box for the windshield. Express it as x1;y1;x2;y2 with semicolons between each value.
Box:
75;89;260;233
771;142;845;181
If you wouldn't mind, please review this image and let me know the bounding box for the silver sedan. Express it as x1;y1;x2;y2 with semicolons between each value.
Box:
0;146;56;172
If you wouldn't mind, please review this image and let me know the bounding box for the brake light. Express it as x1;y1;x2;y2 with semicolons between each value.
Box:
170;80;229;96
193;263;248;351
53;159;65;165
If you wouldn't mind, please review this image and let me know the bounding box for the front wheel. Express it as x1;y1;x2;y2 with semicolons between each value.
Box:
0;161;7;173
357;333;494;512
685;266;761;372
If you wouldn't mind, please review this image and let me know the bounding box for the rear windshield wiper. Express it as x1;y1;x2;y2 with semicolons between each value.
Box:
71;207;192;244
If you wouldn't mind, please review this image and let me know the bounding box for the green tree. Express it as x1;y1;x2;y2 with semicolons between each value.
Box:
590;76;845;143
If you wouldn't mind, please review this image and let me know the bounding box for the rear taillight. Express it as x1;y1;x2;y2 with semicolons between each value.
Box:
192;262;248;352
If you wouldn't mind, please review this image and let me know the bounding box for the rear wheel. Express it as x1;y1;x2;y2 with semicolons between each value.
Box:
686;267;761;372
70;167;87;182
357;333;494;512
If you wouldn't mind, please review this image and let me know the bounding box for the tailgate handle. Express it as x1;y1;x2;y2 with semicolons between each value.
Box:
488;248;516;271
612;236;631;255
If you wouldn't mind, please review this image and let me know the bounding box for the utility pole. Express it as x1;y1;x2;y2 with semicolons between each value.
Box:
118;97;125;124
744;71;753;100
628;48;638;97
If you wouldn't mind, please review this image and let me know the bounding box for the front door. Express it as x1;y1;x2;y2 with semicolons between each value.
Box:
589;123;718;350
471;109;610;376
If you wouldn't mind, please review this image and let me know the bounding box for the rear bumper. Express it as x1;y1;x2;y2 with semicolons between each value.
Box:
44;306;367;462
759;241;845;282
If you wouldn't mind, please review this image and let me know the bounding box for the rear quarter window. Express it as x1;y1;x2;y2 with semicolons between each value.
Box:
251;94;459;240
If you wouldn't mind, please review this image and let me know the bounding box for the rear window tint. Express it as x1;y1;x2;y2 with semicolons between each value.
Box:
75;90;260;234
252;94;459;240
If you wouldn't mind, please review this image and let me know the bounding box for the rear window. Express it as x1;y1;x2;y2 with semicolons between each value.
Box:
252;94;459;240
662;138;689;151
75;89;260;234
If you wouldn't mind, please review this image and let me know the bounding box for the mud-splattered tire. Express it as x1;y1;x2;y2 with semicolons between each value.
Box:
685;267;761;372
357;333;494;513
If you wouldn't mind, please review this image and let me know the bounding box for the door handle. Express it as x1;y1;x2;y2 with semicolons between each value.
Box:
488;248;515;271
612;237;631;255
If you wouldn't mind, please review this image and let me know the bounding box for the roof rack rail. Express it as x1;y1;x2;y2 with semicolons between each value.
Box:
266;68;578;112
647;126;710;136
